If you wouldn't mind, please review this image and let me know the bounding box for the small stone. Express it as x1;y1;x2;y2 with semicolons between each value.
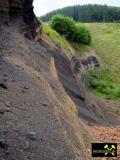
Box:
41;102;48;106
0;139;8;149
0;83;7;90
0;108;6;114
3;79;7;82
6;107;10;112
0;107;10;114
24;86;28;90
5;150;10;155
23;141;29;150
5;102;10;107
27;132;37;141
3;130;7;135
22;90;26;94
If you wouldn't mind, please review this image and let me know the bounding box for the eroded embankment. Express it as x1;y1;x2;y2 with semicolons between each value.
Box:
0;24;94;160
1;22;120;159
0;2;120;157
52;47;120;126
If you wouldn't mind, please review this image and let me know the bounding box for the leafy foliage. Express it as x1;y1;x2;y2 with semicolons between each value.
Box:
50;14;75;40
85;68;120;99
50;15;91;44
74;23;91;44
40;4;120;23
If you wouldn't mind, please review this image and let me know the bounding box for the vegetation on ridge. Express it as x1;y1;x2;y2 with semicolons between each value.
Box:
40;4;120;23
50;15;91;44
42;23;71;49
85;23;120;99
85;68;120;99
40;15;120;100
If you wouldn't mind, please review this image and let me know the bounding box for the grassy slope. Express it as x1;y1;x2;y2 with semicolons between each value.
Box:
84;23;120;99
42;22;120;99
43;23;120;79
86;23;120;82
42;23;71;49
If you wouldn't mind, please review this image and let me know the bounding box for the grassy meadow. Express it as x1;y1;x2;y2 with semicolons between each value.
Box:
86;23;120;83
84;23;120;99
72;23;120;99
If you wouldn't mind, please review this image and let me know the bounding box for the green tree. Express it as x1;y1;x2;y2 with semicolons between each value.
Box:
40;4;120;23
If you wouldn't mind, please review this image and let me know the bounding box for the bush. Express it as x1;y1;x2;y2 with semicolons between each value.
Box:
50;14;75;40
50;15;91;44
74;24;91;44
85;68;120;99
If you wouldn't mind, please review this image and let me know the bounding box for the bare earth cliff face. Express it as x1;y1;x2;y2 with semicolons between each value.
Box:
0;0;40;38
0;1;120;160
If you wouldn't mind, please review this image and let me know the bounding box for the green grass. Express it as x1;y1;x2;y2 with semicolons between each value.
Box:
70;42;91;56
42;23;71;49
81;23;120;100
42;22;91;56
85;68;120;100
42;21;120;100
85;23;120;83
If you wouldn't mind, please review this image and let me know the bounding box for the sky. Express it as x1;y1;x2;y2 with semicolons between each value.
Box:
33;0;120;16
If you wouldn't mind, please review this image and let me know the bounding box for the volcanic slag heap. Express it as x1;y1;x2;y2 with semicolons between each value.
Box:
0;0;41;39
0;1;120;160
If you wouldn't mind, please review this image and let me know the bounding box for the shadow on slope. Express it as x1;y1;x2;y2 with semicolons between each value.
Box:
53;49;120;126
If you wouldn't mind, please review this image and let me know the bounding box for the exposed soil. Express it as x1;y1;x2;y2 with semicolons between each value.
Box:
86;124;120;160
0;25;91;160
0;1;120;159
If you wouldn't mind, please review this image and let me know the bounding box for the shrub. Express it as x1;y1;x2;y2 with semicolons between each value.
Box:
85;68;120;99
50;14;75;40
50;15;91;45
74;23;91;44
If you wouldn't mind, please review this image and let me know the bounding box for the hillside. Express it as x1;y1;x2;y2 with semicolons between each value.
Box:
42;21;120;99
0;1;120;160
83;23;120;99
86;23;120;82
40;4;120;22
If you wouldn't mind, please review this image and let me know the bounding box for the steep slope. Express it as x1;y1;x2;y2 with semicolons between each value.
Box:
0;1;120;160
0;2;91;157
0;24;92;160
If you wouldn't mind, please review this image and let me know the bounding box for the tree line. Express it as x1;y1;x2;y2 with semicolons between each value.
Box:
40;4;120;22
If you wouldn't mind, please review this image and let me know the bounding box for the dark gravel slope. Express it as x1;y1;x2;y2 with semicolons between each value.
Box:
0;25;92;160
0;22;120;160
